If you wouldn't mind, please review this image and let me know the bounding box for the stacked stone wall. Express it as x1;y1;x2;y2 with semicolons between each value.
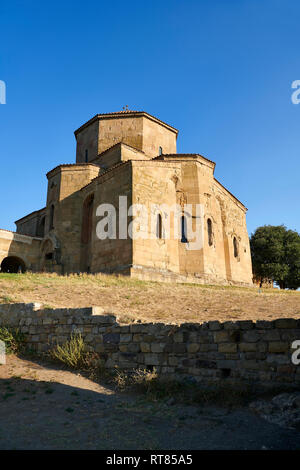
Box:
1;303;299;387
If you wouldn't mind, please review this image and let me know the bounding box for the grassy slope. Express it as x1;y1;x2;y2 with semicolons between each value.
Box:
0;272;299;324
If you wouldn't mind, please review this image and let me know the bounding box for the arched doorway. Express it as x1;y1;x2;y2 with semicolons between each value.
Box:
0;256;26;273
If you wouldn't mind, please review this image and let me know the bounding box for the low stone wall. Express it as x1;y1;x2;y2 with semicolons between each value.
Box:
1;303;300;388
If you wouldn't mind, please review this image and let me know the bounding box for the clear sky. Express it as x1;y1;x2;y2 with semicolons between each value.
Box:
0;0;299;236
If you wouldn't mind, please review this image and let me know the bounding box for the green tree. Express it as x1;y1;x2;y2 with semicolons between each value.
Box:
250;225;300;289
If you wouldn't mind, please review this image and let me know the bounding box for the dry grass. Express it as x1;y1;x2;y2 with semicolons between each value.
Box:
0;272;299;324
99;366;257;406
49;333;87;368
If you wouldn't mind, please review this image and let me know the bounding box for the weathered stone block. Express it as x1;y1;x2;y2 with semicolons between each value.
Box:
242;330;260;343
130;324;147;333
198;332;211;343
103;343;118;352
218;343;237;353
84;334;94;343
255;320;274;329
208;321;222;331
142;335;156;343
189;332;198;342
262;330;280;341
266;354;289;364
151;343;165;353
187;343;199;353
103;333;120;344
173;333;183;343
274;319;298;329
133;334;143;342
217;359;238;369
223;321;240;330
239;342;257;352
257;341;268;353
168;356;178;366
237;321;254;330
120;334;132;343
196;359;217;369
244;352;267;360
144;354;160;366
277;365;296;375
198;344;210;352
173;343;186;353
213;331;229;343
140;342;151;353
268;342;290;353
161;366;175;374
280;330;300;341
127;343;140;353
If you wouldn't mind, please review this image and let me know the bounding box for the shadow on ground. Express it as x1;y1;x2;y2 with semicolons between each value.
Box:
0;355;300;450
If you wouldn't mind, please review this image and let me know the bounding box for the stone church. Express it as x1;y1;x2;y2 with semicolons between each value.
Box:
0;110;253;286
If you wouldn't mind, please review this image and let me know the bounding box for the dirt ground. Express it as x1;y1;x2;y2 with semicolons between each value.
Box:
0;273;299;324
0;355;299;450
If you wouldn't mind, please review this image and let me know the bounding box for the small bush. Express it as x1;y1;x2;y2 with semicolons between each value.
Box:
0;326;26;354
111;367;180;400
49;333;87;368
0;296;14;303
130;369;184;400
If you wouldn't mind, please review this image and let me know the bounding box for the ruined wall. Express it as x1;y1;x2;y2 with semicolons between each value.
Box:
0;230;42;271
1;303;299;388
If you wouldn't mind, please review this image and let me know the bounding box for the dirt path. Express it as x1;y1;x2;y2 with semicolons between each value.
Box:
0;355;299;450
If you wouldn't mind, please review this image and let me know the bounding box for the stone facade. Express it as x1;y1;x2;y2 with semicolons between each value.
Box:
1;109;253;285
1;303;299;388
0;229;41;273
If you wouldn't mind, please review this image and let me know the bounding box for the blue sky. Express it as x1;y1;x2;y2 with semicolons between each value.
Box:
0;0;299;236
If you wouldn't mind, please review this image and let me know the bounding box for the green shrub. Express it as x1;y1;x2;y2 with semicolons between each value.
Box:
0;326;26;354
49;333;87;368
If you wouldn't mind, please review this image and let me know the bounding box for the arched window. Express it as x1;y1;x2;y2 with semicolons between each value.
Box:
159;146;163;156
233;236;239;258
157;213;163;239
181;215;188;243
207;218;213;246
49;205;55;230
81;194;94;244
